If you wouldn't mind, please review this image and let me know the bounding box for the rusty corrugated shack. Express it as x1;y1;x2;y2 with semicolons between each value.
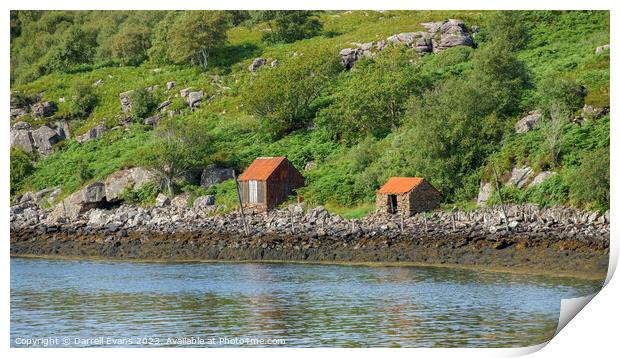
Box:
376;177;441;216
238;157;304;210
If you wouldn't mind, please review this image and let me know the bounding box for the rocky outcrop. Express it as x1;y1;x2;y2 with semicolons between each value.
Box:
180;88;192;98
515;111;542;133
46;182;107;222
249;58;267;72
166;81;176;90
31;101;57;118
171;193;190;207
529;171;557;187
10;122;35;153
155;193;170;207
477;182;492;206
104;167;154;203
119;91;133;114
76;125;108;144
194;195;215;209
187;91;203;110
144;114;163;127
10;121;70;155
341;19;474;68
507;166;534;188
200;165;234;189
31;125;61;155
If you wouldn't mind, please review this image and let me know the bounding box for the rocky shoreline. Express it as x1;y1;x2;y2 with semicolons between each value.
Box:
10;202;610;279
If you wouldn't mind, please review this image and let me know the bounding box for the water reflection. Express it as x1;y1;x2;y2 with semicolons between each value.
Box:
11;258;602;347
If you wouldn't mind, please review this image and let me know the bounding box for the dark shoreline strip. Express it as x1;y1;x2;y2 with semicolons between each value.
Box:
10;229;609;280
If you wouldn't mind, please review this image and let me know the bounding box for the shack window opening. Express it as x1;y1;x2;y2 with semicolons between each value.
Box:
249;180;259;203
388;194;398;214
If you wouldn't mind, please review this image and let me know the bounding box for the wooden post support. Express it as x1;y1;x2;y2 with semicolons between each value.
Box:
233;169;250;236
492;165;510;232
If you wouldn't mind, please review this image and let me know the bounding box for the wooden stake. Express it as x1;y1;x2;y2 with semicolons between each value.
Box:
492;165;510;232
233;170;250;236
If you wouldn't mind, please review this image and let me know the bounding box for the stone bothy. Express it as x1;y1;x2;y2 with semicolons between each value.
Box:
376;177;441;216
238;157;304;211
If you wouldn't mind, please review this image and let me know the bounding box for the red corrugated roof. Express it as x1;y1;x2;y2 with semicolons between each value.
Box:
378;177;425;194
238;157;286;181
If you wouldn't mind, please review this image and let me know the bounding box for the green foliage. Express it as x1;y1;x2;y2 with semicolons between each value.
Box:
107;25;151;66
166;11;230;68
68;81;98;117
257;11;323;44
567;146;609;211
129;88;157;120
24;127;152;196
317;48;428;142
9;10;609;214
44;26;97;73
119;182;159;205
10;148;36;195
242;48;341;138
204;179;239;209
136;116;214;195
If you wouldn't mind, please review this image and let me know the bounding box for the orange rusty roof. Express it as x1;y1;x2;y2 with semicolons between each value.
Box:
378;177;425;194
238;157;287;181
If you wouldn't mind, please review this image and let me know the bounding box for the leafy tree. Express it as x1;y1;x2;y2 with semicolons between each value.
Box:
481;11;529;51
129;88;157;120
137;117;214;195
10;148;36;195
242;49;341;138
538;77;585;114
567;146;609;211
107;25;151;66
44;26;97;72
69;81;98;118
317;48;428;142
395;31;528;199
540;103;570;167
166;11;230;68
257;11;323;44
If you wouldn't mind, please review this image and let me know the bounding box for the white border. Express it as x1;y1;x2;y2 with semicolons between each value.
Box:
2;1;617;357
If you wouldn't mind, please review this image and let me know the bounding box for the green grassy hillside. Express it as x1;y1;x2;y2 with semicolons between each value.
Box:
10;10;610;213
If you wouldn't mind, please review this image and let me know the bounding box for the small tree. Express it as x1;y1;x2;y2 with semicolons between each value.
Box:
10;148;35;195
69;81;98;118
107;25;151;66
242;48;341;138
541;103;570;167
138;117;213;195
255;11;323;44
45;26;97;72
317;48;427;142
166;11;230;68
129;88;157;120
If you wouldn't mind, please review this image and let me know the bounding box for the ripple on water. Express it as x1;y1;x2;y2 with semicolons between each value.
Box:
10;258;602;347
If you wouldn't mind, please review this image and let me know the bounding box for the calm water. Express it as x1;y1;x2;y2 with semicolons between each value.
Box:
10;258;602;348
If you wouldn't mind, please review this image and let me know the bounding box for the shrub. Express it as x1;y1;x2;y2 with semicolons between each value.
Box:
242;48;341;138
10;148;36;195
119;182;159;205
129;88;157;120
69;81;98;118
166;11;230;68
317;48;427;142
567;146;609;211
136;117;214;195
107;25;151;66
